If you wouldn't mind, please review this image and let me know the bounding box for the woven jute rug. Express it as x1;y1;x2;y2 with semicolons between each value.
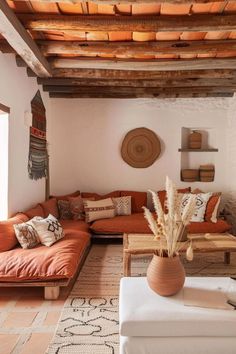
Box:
46;244;236;354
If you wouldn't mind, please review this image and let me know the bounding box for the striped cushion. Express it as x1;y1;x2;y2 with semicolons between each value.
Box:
84;198;115;223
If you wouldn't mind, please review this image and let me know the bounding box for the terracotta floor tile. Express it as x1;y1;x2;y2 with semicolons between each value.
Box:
3;311;38;328
0;334;19;354
44;311;61;325
15;297;44;308
21;333;53;354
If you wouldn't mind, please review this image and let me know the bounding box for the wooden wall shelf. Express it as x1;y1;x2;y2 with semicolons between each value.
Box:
178;148;218;152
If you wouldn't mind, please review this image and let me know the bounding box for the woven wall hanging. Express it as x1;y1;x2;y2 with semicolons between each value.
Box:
121;127;161;168
28;90;48;180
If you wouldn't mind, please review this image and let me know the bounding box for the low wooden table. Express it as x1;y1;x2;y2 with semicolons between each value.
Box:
123;233;236;276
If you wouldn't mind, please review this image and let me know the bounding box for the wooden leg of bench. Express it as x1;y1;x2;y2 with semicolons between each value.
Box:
44;286;60;300
224;252;231;265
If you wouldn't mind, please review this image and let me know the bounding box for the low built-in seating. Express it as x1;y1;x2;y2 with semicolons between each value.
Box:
0;189;231;299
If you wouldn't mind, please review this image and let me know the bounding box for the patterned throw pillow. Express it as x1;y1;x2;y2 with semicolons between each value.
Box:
13;216;42;249
68;195;85;220
181;193;212;222
32;214;64;247
84;198;116;223
57;200;72;220
112;196;131;216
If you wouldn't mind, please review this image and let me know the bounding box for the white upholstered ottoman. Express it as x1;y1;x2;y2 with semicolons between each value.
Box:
119;277;236;354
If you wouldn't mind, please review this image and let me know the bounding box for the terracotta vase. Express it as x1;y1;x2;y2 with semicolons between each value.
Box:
147;254;186;296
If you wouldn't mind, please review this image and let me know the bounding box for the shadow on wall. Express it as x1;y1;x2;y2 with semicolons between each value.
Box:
224;191;236;235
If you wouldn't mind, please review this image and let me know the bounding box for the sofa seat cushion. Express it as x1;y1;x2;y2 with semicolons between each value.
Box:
60;219;90;233
0;229;90;281
187;220;231;234
90;213;151;234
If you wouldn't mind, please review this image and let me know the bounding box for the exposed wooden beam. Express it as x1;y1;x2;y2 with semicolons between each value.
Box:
0;39;14;53
39;40;236;57
43;86;236;94
49;92;234;99
0;102;10;113
51;68;236;80
40;78;236;88
12;0;236;4
18;14;236;33
50;58;236;71
0;0;52;77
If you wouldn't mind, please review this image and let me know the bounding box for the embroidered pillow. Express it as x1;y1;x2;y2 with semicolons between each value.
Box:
181;193;212;222
112;196;131;216
84;198;115;223
13;216;43;249
32;214;64;247
57;200;72;220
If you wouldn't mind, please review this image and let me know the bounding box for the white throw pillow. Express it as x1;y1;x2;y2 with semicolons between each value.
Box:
112;196;131;216
181;193;212;222
32;214;64;247
13;216;43;249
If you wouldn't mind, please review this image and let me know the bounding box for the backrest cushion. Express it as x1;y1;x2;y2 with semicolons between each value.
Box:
81;191;120;200
50;190;80;201
40;198;59;218
205;194;221;222
120;191;147;213
24;204;44;219
0;213;29;252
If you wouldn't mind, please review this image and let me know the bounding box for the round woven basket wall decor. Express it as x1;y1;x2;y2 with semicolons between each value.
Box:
121;127;161;168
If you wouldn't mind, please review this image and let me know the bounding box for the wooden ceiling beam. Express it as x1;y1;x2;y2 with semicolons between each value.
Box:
40;78;236;88
39;40;236;57
51;68;236;79
12;0;236;5
50;57;236;71
0;0;51;77
18;14;236;33
43;86;235;94
49;92;234;99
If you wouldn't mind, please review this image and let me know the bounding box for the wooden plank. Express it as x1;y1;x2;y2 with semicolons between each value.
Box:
18;14;236;33
0;102;10;113
43;85;236;94
0;39;14;53
40;78;236;88
38;39;236;57
50;57;236;71
0;0;52;77
51;68;236;79
12;0;236;5
49;92;234;98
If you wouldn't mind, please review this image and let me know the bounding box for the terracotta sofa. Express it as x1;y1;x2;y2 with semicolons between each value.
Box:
0;189;231;300
0;195;91;300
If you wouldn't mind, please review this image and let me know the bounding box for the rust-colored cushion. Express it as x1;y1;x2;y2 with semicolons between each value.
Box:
187;219;231;234
158;187;191;211
90;213;151;234
205;194;221;222
24;204;44;219
0;228;91;281
0;213;29;252
50;190;80;201
60;219;90;233
81;191;120;200
40;198;59;218
120;191;147;213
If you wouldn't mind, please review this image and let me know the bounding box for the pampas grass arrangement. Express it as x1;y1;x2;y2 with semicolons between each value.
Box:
143;177;196;259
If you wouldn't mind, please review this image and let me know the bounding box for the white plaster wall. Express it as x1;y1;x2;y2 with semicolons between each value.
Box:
49;97;230;196
0;54;51;216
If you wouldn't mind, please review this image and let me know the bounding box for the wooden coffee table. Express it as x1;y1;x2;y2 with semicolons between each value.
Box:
123;233;236;276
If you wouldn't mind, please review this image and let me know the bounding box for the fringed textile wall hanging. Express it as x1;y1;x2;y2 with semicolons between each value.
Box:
28;90;48;180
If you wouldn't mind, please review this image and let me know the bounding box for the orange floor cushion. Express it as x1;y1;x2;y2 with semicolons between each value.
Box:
91;213;231;235
0;229;90;282
90;213;151;234
187;219;231;234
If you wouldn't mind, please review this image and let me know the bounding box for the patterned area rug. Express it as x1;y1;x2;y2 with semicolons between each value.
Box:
47;244;236;354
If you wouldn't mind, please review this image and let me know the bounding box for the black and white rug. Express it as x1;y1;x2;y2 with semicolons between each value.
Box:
47;244;236;354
